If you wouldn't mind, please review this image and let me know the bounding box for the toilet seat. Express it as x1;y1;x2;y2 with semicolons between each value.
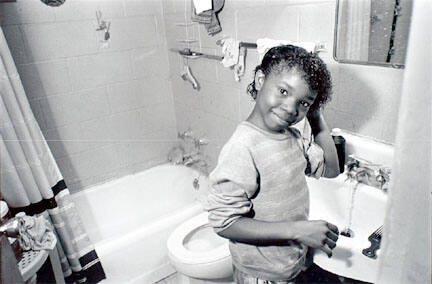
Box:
167;212;230;265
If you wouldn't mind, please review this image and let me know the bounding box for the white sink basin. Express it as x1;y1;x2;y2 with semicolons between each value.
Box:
308;174;388;283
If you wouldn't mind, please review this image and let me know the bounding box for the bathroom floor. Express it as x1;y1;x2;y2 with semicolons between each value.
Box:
155;265;372;284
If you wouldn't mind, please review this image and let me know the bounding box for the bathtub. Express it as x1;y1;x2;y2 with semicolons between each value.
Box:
71;164;209;284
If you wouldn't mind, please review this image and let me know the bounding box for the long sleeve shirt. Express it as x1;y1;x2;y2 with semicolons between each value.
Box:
206;120;324;281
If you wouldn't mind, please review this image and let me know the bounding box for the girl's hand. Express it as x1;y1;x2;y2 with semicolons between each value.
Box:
306;107;322;125
294;220;339;257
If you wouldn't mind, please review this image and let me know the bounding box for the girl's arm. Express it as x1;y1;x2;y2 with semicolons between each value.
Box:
217;217;339;257
307;109;340;178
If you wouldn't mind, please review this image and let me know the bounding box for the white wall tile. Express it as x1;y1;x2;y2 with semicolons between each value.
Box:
172;77;203;110
21;21;98;62
141;103;177;135
116;141;164;168
86;143;120;180
200;82;239;121
107;16;158;51
165;21;189;48
235;7;269;42
53;0;125;22
0;0;56;25
264;5;299;40
74;87;111;121
68;51;132;91
192;111;238;144
107;80;143;113
124;0;162;17
17;60;72;99
3;0;177;193
139;75;172;106
55;21;99;58
299;3;335;43
238;89;256;122
39;94;74;129
162;0;187;15
80;117;112;150
107;110;144;141
44;123;84;158
21;23;66;62
131;47;170;79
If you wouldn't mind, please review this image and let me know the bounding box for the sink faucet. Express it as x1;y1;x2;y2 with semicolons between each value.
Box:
346;155;391;191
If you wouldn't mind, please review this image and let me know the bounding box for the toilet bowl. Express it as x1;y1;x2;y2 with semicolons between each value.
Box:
167;211;232;280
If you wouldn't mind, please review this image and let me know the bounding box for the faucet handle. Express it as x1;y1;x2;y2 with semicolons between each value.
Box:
377;167;391;191
178;129;193;139
195;138;209;147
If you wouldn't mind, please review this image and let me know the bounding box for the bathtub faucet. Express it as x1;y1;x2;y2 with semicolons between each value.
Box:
178;130;209;149
183;153;207;167
346;155;391;191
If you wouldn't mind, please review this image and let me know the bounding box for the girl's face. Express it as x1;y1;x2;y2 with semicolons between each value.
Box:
251;67;317;133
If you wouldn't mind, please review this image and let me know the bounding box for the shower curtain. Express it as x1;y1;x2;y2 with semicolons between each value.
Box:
337;0;371;61
0;28;105;283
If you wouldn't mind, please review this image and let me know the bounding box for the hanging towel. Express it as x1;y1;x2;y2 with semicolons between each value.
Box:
256;38;316;61
220;37;240;67
192;0;212;14
191;0;224;36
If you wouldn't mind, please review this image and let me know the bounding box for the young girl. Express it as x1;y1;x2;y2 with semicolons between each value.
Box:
206;45;340;283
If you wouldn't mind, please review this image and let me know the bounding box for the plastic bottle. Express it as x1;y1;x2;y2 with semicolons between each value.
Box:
331;128;346;174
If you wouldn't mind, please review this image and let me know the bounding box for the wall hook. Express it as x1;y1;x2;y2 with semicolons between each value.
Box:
96;10;111;42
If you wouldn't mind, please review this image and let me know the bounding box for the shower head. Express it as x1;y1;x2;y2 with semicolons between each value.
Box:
40;0;65;7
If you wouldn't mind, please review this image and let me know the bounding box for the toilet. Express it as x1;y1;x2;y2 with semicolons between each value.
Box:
167;212;232;280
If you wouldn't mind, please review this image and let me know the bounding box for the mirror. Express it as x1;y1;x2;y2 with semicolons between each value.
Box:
334;0;412;68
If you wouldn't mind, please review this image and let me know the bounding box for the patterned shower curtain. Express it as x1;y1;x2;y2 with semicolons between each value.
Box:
0;28;105;283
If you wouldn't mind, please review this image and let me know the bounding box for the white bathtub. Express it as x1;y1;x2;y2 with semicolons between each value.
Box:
72;164;209;284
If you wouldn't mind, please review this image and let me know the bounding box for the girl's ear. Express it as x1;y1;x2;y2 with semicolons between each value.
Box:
254;69;265;91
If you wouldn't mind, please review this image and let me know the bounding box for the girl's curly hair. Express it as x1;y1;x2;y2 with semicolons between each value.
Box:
247;45;332;111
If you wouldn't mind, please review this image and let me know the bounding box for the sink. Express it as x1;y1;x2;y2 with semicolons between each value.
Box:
308;174;388;283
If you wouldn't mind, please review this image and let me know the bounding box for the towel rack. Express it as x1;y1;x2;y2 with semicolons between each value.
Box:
171;41;257;61
171;41;326;61
239;42;257;48
239;41;327;52
170;48;223;61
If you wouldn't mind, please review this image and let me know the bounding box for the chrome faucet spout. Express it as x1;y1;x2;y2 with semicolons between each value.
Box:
346;155;391;191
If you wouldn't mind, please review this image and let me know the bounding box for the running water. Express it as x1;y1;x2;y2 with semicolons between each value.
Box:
341;180;359;238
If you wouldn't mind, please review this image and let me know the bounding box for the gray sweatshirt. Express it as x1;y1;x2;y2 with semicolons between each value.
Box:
206;120;324;281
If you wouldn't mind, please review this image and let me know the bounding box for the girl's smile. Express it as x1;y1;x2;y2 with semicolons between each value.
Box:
248;68;317;134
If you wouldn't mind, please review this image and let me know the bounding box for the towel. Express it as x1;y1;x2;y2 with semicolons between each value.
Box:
15;213;57;251
256;38;316;61
220;37;240;67
192;0;212;14
191;0;224;36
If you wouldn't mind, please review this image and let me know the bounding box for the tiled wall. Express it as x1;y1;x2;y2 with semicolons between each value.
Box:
0;0;177;193
1;0;405;192
163;0;404;170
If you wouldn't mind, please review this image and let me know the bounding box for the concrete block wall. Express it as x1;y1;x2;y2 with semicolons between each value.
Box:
0;0;177;192
163;0;403;170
